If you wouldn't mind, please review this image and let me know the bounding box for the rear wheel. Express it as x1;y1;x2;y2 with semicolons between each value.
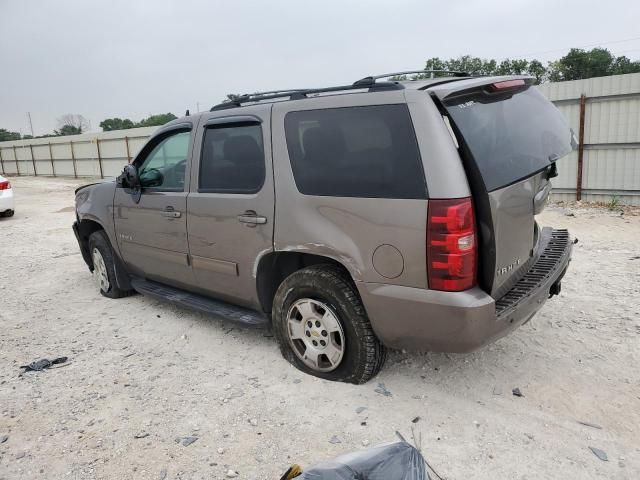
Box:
88;230;133;299
272;265;386;384
0;209;14;217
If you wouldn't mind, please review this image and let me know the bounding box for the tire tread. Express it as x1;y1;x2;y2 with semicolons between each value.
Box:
272;264;386;384
88;230;134;299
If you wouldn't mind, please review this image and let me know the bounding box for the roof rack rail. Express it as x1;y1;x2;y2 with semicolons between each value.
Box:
353;69;470;87
211;89;309;111
210;81;404;111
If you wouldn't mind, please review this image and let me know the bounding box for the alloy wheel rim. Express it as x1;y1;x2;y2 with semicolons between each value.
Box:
286;298;345;372
92;248;110;292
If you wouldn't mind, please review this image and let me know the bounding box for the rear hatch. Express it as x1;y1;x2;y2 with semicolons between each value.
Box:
429;77;574;297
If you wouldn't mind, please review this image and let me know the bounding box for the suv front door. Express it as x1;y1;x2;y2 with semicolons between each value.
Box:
187;105;274;309
114;124;195;288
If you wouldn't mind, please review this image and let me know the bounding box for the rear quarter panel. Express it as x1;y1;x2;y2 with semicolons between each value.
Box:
404;89;471;199
272;91;432;288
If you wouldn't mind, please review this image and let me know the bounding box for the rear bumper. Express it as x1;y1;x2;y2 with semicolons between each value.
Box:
358;228;572;352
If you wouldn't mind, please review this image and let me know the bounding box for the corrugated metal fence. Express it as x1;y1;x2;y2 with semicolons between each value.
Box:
538;72;640;205
2;73;640;204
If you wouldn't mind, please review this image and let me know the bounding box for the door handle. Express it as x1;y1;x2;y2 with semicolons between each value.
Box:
161;207;182;218
237;210;267;225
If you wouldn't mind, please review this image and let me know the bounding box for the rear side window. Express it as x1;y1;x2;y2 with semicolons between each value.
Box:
284;105;426;199
444;86;574;192
199;123;265;193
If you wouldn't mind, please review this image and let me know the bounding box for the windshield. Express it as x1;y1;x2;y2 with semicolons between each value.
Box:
444;86;574;191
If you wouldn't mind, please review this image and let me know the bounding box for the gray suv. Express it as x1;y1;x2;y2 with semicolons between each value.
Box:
73;71;573;384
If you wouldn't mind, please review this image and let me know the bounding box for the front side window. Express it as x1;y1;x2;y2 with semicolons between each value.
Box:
199;123;265;193
138;130;190;191
284;104;426;199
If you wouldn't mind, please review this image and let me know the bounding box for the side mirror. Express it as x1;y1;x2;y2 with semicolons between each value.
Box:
118;164;140;189
139;168;164;188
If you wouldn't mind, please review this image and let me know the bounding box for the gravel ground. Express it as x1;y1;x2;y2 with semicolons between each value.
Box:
0;176;639;480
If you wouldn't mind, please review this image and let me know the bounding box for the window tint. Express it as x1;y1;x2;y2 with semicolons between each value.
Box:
444;86;574;191
284;105;426;198
199;123;265;193
139;130;190;191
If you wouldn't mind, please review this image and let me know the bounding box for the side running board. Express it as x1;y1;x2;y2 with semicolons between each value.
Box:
130;278;269;328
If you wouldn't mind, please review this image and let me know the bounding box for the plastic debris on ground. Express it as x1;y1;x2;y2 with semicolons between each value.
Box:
588;446;608;462
19;357;68;373
285;441;429;479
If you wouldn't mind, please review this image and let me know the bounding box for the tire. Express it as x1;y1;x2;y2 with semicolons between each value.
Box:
88;230;134;299
1;210;14;218
272;264;386;384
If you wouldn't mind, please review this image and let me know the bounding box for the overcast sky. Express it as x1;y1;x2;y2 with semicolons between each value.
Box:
1;0;639;136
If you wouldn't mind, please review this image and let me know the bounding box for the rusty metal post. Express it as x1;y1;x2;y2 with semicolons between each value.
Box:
125;136;131;163
0;147;5;174
13;145;20;176
48;142;56;177
576;94;586;201
69;141;78;178
29;144;37;176
96;138;104;179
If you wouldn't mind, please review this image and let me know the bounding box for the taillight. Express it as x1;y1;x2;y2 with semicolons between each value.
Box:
427;197;477;291
0;180;10;190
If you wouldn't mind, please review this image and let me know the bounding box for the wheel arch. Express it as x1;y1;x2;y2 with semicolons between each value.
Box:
77;218;106;269
256;251;356;314
77;217;132;291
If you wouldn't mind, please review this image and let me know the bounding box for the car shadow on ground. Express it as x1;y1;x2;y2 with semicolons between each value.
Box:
127;289;538;390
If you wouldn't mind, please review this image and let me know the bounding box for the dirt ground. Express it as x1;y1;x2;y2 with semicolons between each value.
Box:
0;176;638;480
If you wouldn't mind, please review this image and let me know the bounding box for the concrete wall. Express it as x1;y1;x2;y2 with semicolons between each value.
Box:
0;127;156;178
538;73;640;206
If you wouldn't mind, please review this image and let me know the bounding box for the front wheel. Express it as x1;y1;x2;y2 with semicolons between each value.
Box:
272;265;386;384
88;230;133;299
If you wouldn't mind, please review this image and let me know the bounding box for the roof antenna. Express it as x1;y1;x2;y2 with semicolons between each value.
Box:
185;109;190;117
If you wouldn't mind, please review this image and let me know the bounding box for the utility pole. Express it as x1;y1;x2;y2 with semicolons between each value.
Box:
27;112;34;137
196;102;200;113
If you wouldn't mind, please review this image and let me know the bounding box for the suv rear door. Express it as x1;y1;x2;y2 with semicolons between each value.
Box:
186;105;274;309
430;78;574;297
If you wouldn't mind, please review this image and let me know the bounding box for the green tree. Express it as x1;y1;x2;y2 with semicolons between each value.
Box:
510;59;530;75
55;114;89;136
99;117;135;131
610;55;640;74
136;113;177;127
495;59;514;75
220;93;242;103
0;129;21;142
413;48;639;85
424;57;447;72
549;48;612;81
408;56;548;83
55;125;82;136
527;59;547;84
548;48;640;81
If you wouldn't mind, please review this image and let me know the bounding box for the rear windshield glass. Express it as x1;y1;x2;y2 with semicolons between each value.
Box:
284;105;427;199
444;86;573;191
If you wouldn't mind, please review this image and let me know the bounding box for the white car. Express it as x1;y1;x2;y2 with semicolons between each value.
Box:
0;175;15;217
